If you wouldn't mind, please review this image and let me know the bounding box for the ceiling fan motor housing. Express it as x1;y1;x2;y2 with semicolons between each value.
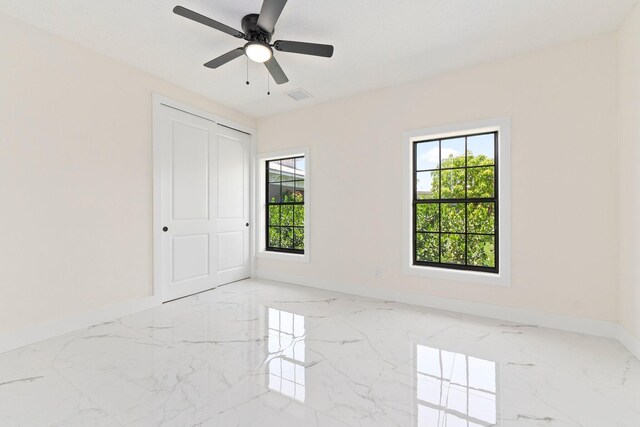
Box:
241;14;272;43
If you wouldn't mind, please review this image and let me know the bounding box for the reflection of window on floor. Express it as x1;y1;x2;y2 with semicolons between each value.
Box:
267;307;306;402
416;345;497;427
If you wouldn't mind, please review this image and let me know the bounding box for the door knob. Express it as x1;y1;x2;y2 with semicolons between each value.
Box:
162;226;168;232
245;223;250;227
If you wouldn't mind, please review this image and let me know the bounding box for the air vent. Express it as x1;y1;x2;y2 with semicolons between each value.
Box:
286;88;313;101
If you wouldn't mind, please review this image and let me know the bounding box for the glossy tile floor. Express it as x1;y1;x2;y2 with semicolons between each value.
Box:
1;279;639;426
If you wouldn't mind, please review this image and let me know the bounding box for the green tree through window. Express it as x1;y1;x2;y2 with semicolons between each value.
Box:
414;132;498;272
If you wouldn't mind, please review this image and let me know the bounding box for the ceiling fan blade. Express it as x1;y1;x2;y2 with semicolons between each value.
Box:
173;6;244;38
265;57;289;85
204;48;245;69
257;0;287;33
273;40;334;58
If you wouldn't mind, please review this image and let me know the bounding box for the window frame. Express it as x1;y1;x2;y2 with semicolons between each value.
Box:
412;131;499;273
265;155;306;255
256;148;310;263
403;118;511;286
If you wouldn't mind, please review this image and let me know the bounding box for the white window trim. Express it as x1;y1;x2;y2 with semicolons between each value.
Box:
256;147;310;263
402;117;511;287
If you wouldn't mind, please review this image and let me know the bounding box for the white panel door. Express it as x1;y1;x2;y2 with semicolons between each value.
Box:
158;106;218;302
216;125;251;284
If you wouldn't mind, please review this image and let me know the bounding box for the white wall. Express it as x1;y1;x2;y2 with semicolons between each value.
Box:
256;34;619;323
618;3;640;341
0;13;255;334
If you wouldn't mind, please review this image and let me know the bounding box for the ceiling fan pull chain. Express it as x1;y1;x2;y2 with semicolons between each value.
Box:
246;56;250;85
267;60;271;95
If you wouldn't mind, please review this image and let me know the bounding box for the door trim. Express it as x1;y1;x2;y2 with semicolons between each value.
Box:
152;94;256;302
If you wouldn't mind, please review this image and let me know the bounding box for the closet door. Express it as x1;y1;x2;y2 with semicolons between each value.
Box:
215;125;251;284
157;106;219;302
156;104;251;302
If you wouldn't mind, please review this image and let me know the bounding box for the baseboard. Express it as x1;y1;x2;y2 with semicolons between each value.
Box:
0;296;161;354
617;325;640;360
254;269;620;339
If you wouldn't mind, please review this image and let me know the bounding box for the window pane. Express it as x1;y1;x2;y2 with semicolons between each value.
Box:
281;227;294;249
281;158;295;167
294;180;305;201
467;134;494;166
268;161;281;182
441;138;465;168
468;203;495;234
282;182;297;202
416;233;439;262
441;234;465;264
295;157;305;178
416;141;440;171
417;171;439;199
416;204;439;232
281;205;294;226
294;228;304;250
441;203;465;233
468;235;495;268
268;205;281;226
268;227;281;247
268;183;282;203
281;159;296;181
467;167;494;198
441;168;465;199
293;205;304;227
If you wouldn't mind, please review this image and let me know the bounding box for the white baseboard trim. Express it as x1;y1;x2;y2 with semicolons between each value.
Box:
255;269;620;339
617;325;640;360
0;296;161;354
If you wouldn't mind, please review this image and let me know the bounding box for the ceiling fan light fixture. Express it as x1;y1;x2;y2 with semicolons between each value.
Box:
245;42;272;63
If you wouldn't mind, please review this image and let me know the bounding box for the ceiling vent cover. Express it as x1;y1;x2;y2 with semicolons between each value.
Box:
286;88;313;101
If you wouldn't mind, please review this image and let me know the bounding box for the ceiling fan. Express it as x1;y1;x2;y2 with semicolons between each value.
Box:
173;0;334;85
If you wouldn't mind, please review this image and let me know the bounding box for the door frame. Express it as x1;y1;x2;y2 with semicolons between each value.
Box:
152;94;256;302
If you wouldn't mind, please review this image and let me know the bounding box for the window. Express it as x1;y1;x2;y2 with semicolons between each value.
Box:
413;132;498;272
258;150;309;259
403;118;511;286
266;156;305;254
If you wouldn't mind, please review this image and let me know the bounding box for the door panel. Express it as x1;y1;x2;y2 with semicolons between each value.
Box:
218;231;244;271
172;234;209;282
217;137;244;219
171;122;209;220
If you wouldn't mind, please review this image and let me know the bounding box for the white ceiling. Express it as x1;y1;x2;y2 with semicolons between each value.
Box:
1;0;637;118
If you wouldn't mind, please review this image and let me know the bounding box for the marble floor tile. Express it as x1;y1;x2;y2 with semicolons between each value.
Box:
0;348;119;426
0;278;638;426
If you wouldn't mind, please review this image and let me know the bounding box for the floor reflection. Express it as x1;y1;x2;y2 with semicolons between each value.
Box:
266;307;306;402
416;345;497;426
